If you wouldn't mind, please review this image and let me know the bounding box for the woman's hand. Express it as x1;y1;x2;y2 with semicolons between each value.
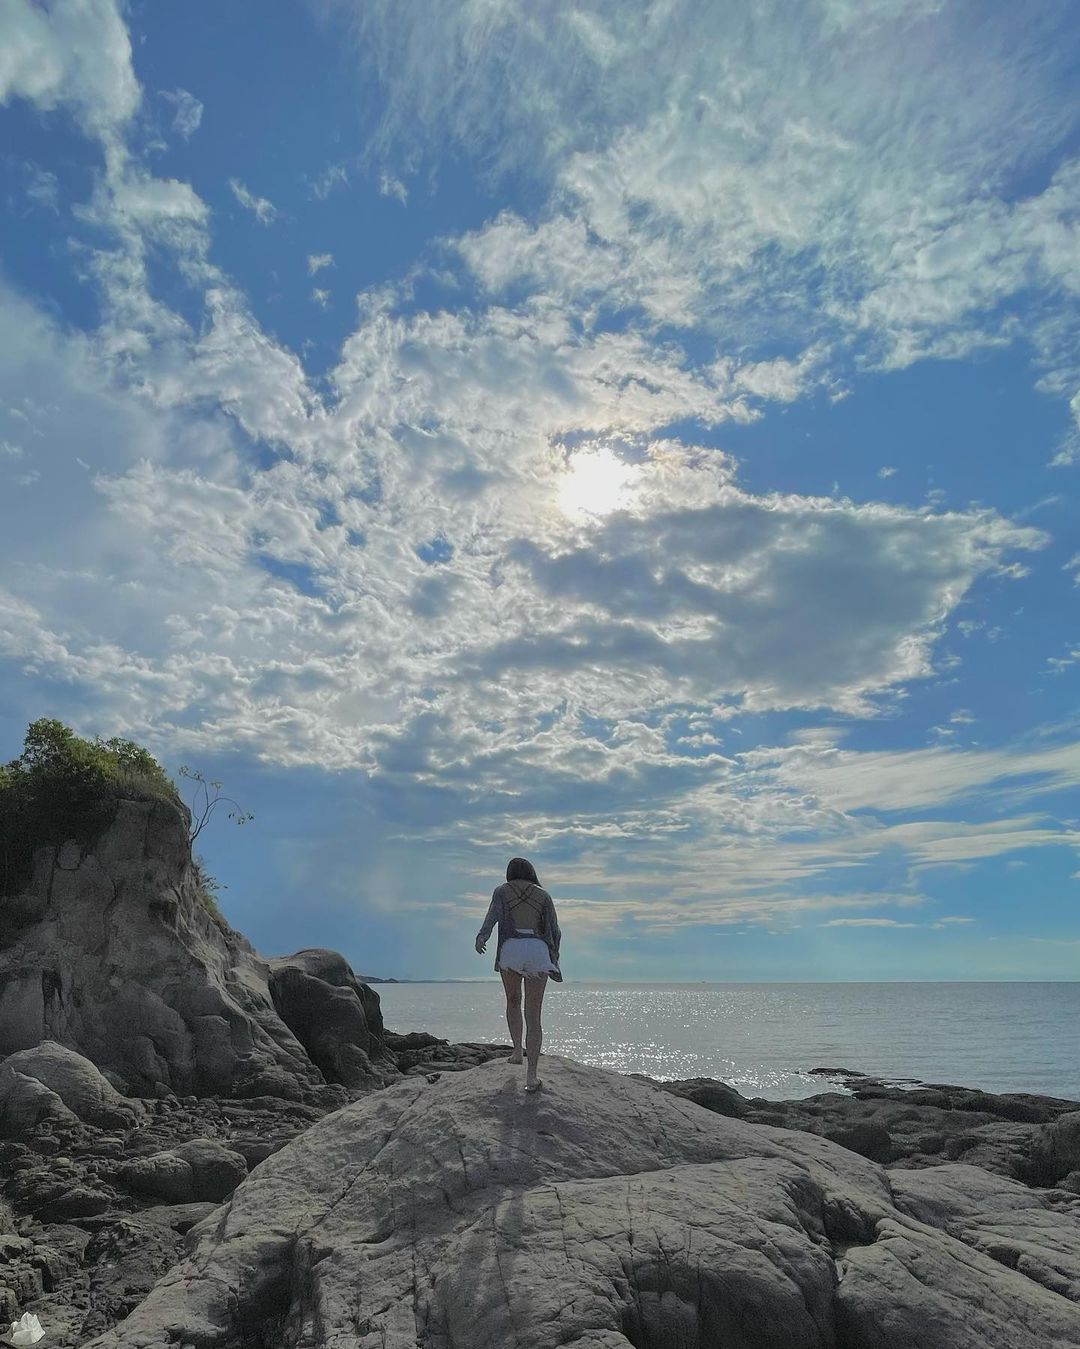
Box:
475;936;486;955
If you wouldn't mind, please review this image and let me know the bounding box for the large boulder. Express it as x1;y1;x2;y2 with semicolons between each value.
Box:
1028;1112;1080;1187
0;797;396;1099
268;948;398;1090
0;1042;142;1135
86;1057;1080;1349
119;1139;247;1203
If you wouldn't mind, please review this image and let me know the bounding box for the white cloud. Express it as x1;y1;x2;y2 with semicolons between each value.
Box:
0;196;1051;804
743;737;1080;814
822;918;919;928
25;165;59;211
0;0;139;136
311;288;330;308
227;178;279;225
337;0;1080;420
721;348;828;404
307;252;334;275
1051;390;1080;466
378;171;407;204
822;914;976;930
1048;644;1080;674
159;87;203;139
310;162;348;199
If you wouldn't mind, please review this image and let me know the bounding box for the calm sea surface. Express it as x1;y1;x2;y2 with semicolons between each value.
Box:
376;981;1080;1101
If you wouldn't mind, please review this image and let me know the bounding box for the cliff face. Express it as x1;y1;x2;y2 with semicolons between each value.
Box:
0;794;395;1099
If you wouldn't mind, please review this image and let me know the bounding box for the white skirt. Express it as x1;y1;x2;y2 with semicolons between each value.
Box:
500;930;559;977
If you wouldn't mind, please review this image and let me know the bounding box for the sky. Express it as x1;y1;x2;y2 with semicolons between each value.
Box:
1;0;1079;983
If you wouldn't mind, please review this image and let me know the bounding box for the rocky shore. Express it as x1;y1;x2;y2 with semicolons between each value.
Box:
655;1069;1080;1189
2;790;1079;1346
0;1033;506;1344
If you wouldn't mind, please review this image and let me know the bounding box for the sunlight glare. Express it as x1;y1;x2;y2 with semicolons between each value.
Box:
558;446;638;518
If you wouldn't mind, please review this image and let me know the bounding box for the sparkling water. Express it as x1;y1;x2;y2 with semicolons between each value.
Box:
376;980;1080;1100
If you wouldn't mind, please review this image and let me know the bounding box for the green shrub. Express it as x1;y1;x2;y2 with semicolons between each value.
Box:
192;854;233;934
0;718;179;896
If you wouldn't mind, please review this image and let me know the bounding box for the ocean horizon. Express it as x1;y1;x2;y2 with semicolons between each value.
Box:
377;979;1080;1101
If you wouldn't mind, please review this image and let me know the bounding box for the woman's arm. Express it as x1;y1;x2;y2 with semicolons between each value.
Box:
475;892;499;954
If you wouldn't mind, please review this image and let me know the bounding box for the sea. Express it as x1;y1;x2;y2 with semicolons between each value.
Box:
376;981;1080;1101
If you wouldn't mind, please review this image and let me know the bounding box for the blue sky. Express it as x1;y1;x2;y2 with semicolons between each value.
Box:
1;0;1079;982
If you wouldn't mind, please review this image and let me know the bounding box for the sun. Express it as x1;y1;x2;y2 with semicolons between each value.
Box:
557;446;638;519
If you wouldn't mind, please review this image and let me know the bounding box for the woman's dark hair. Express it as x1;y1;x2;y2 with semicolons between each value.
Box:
506;856;539;884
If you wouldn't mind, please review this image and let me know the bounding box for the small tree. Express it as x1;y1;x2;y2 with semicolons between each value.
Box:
178;766;254;845
176;768;253;934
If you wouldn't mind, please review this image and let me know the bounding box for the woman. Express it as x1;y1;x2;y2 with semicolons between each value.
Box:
475;857;561;1093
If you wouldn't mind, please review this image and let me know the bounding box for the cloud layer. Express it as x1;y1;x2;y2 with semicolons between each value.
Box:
1;0;1079;964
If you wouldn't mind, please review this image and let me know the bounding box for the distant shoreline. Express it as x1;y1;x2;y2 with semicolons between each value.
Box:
370;977;1080;985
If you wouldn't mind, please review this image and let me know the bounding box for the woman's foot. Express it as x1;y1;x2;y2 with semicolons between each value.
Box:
508;1052;523;1064
524;1079;543;1093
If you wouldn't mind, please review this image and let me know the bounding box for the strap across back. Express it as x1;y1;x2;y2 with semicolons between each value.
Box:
507;880;545;931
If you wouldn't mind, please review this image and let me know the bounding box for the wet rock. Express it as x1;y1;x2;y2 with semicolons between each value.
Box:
119;1152;195;1203
118;1138;246;1204
35;1186;114;1223
652;1074;747;1118
1027;1111;1080;1188
823;1120;895;1164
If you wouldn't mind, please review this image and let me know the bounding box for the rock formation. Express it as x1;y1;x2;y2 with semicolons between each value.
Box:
0;1037;510;1344
661;1070;1080;1189
0;795;396;1100
267;948;392;1091
83;1056;1080;1349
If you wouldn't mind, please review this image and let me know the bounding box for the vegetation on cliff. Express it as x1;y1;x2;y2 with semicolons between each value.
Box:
0;721;243;932
0;719;178;896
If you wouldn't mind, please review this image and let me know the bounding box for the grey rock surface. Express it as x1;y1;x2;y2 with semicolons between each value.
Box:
268;948;398;1090
119;1138;247;1204
0;1043;142;1136
0;1034;501;1346
890;1164;1080;1303
0;797;398;1100
0;1086;337;1346
674;1074;1080;1186
84;1057;1080;1349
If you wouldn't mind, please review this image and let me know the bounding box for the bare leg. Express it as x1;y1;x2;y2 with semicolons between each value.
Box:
500;970;523;1062
523;973;548;1087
